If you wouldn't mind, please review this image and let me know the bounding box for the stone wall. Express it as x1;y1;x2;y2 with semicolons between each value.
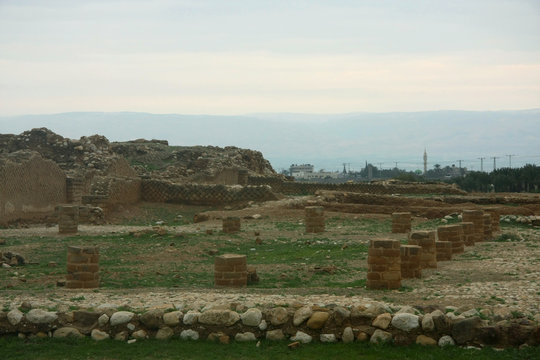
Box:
0;152;66;225
1;303;537;348
141;180;278;205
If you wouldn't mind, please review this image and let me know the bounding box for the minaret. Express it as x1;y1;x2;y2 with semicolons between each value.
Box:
423;148;428;174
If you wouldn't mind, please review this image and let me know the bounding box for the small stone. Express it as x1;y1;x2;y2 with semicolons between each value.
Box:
163;311;183;326
266;329;285;341
110;311;135;326
391;313;419;332
53;327;84;338
7;309;23;326
235;332;257;342
198;309;240;326
155;326;174;340
98;314;109;327
126;323;135;331
342;327;354;343
114;331;129;341
320;334;337;343
293;306;313;326
288;341;301;349
416;335;437;346
422;314;435;332
241;308;262;327
258;320;267;330
372;313;392;330
127;339;136;344
91;329;109;341
291;331;312;344
180;329;199;341
307;311;329;329
132;330;147;340
370;329;393;344
140;309;164;330
183;311;200;325
438;335;456;347
267;307;289;326
26;309;58;324
357;332;369;342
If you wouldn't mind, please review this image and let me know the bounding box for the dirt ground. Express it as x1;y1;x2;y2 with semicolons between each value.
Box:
1;198;539;316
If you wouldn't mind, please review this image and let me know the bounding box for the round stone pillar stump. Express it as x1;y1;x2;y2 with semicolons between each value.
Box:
408;231;437;269
66;246;99;289
214;254;247;287
392;212;411;233
305;206;325;233
367;239;401;289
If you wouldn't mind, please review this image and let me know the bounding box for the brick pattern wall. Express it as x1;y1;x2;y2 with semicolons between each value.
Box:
56;205;79;234
483;214;493;241
484;208;500;232
392;212;411;233
214;254;247;287
408;231;437;269
66;177;83;204
436;241;453;261
462;210;485;243
305;206;325;233
437;224;465;254
367;239;401;289
400;245;422;279
461;222;475;246
222;217;241;233
141;180;277;205
66;246;99;289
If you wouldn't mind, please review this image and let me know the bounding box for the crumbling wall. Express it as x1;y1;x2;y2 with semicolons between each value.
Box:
0;152;66;224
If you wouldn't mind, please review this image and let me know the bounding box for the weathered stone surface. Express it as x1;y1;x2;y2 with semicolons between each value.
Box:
53;327;84;338
452;317;482;345
110;311;135;326
235;332;257;342
114;331;128;341
26;309;58;324
342;327;354;343
372;313;392;330
127;323;135;331
163;311;183;326
357;332;369;342
241;308;262;327
132;330;147;339
91;329;109;341
431;310;449;332
333;306;351;326
7;309;23;326
438;335;456;347
416;335;437;346
391;313;420;332
293;306;313;326
307;311;329;329
140;309;164;330
98;314;109;327
320;334;337;343
198;309;240;326
370;329;393;344
291;331;312;344
266;329;285;341
267;307;289;326
182;311;200;325
155;326;174;340
397;306;418;315
180;329;199;341
421;314;435;332
258;319;268;330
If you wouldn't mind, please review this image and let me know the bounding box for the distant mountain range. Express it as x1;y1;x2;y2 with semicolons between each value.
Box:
1;109;539;172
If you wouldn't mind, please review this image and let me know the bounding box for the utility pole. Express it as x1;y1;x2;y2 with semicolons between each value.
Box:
377;162;383;170
478;157;485;172
491;156;500;171
394;161;398;169
456;159;464;176
505;154;516;168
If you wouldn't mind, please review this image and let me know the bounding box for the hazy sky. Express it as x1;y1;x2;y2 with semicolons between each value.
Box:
1;0;539;115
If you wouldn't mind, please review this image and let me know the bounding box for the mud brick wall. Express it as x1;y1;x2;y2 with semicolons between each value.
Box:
141;180;277;205
437;225;464;254
392;212;411;233
483;214;493;241
461;222;475;246
214;254;247;287
367;239;401;289
400;245;421;279
436;241;453;261
484;208;500;232
66;246;99;289
305;206;325;233
0;154;66;225
56;205;79;234
222;217;241;233
462;210;485;243
106;177;141;205
408;231;437;269
66;177;83;204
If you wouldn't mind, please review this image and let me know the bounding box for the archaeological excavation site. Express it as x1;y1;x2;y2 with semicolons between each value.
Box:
1;128;539;350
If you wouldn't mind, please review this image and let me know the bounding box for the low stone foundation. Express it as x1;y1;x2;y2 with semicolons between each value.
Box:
222;217;241;234
408;231;437;269
391;212;411;233
214;254;247;288
367;239;401;289
305;206;325;233
66;246;99;289
436;241;453;261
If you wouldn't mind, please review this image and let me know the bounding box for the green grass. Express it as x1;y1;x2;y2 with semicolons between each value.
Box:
1;337;538;360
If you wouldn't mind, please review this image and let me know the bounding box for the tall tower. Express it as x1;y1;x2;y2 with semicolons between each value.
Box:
423;148;428;174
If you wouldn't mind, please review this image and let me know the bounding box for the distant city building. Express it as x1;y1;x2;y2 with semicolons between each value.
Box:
289;164;314;177
289;164;340;180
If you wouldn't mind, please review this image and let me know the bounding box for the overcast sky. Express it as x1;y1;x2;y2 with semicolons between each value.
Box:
1;0;539;115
